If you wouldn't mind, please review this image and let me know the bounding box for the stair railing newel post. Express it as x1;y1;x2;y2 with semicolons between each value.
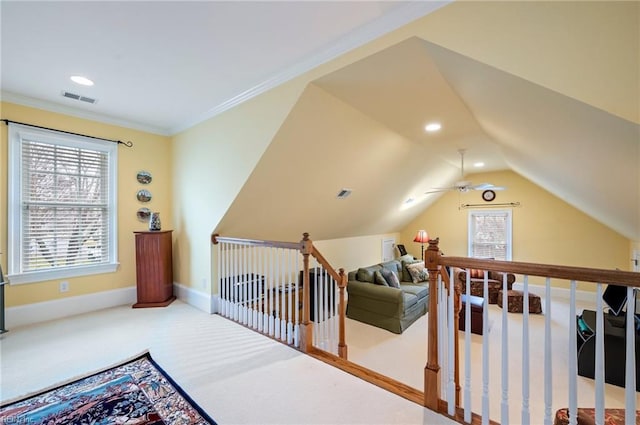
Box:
299;232;314;353
424;237;441;411
338;268;348;359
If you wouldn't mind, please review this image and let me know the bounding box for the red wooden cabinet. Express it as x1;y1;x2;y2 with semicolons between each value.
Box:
133;230;175;308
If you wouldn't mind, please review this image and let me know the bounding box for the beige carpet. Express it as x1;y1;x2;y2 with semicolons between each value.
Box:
1;300;456;425
345;296;638;424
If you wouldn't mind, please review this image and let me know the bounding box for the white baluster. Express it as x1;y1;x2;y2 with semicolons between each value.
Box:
595;284;604;425
544;277;552;425
482;270;489;425
438;275;447;396
500;273;509;425
464;269;472;424
568;280;578;425
625;286;636;424
447;268;455;416
219;243;225;317
522;275;530;425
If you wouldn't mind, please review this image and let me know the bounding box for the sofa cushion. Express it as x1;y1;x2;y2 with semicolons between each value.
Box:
357;265;382;283
380;268;400;288
400;284;428;300
380;259;402;274
401;259;422;282
406;261;429;283
374;271;389;286
403;292;418;309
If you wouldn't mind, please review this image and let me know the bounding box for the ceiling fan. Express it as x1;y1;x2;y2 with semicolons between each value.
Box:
425;149;505;194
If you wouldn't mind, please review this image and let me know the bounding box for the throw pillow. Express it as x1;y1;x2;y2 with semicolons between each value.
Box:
374;270;389;286
401;259;421;282
406;261;429;283
380;267;401;288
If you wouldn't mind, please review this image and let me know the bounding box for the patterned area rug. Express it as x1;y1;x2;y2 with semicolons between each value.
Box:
0;352;216;424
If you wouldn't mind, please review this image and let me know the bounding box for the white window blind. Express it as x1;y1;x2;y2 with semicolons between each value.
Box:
8;124;118;284
468;210;512;260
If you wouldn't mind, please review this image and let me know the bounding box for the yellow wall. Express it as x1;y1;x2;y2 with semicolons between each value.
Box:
399;170;632;289
0;102;173;307
314;233;401;274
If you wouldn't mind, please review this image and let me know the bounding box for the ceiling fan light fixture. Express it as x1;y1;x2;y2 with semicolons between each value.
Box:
424;122;442;133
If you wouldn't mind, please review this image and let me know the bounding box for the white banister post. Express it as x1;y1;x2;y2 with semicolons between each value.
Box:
482;270;489;425
625;286;637;424
544;277;553;425
568;280;578;425
447;268;455;416
500;272;509;425
464;270;472;424
522;275;530;425
594;284;605;425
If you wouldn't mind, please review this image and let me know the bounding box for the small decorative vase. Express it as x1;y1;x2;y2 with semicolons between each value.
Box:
149;212;161;231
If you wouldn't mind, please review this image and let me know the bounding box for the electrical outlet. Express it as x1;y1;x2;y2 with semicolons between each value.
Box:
59;281;69;292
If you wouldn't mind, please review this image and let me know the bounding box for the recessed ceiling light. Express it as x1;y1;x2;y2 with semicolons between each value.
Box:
70;76;94;86
474;162;485;168
424;122;442;133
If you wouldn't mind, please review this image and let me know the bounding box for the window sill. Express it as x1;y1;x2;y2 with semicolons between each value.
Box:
7;263;120;285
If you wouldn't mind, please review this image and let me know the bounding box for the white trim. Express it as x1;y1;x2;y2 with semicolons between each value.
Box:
168;1;452;134
512;282;597;304
7;123;118;283
468;209;513;261
173;282;215;314
7;263;119;285
5;286;136;329
1;91;170;136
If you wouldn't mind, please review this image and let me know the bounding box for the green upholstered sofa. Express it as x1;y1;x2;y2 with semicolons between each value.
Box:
346;255;429;334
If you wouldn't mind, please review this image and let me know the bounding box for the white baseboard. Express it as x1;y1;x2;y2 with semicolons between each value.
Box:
512;282;597;303
173;282;217;314
6;286;136;329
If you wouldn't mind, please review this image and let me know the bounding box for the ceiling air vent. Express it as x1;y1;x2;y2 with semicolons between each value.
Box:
61;91;97;104
336;188;352;199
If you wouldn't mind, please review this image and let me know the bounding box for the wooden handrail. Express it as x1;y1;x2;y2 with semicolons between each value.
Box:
212;233;301;250
440;256;639;286
310;247;343;283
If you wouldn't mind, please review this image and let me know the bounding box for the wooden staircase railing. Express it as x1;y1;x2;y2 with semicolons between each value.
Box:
212;232;348;359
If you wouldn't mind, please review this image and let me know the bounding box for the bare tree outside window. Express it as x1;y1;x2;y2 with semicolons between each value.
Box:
23;141;109;270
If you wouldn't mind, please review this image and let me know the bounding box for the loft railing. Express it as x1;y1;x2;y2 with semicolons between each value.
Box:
211;232;347;358
425;238;640;425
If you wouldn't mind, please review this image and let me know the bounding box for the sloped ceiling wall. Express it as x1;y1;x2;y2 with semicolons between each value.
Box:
215;1;639;243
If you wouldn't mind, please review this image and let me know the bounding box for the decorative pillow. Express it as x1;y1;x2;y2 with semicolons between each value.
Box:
357;265;382;283
374;270;389;286
380;260;402;274
406;261;429;283
469;268;484;278
380;268;401;289
401;259;421;282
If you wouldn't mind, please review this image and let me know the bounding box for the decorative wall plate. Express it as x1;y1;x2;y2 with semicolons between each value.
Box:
137;189;152;202
137;170;152;184
137;207;151;222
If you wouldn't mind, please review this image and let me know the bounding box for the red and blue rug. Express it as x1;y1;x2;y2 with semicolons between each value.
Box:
1;352;216;424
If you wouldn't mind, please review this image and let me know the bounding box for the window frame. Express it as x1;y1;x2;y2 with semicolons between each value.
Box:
467;209;513;261
7;123;119;285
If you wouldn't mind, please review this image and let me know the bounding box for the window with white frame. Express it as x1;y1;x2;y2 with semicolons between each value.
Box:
7;123;118;284
468;210;512;261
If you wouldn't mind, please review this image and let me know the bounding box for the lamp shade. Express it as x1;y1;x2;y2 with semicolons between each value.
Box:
413;230;429;243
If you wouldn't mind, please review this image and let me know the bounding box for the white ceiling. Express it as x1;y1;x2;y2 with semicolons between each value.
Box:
0;0;448;135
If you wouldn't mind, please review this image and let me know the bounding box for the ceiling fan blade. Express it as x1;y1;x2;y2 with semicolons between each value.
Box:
470;183;506;191
425;188;453;194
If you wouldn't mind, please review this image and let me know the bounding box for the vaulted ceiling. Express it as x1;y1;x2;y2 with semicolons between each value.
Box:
216;36;640;241
2;1;639;242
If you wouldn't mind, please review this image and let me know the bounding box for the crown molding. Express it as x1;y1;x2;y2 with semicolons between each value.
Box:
1;91;171;136
170;1;452;135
